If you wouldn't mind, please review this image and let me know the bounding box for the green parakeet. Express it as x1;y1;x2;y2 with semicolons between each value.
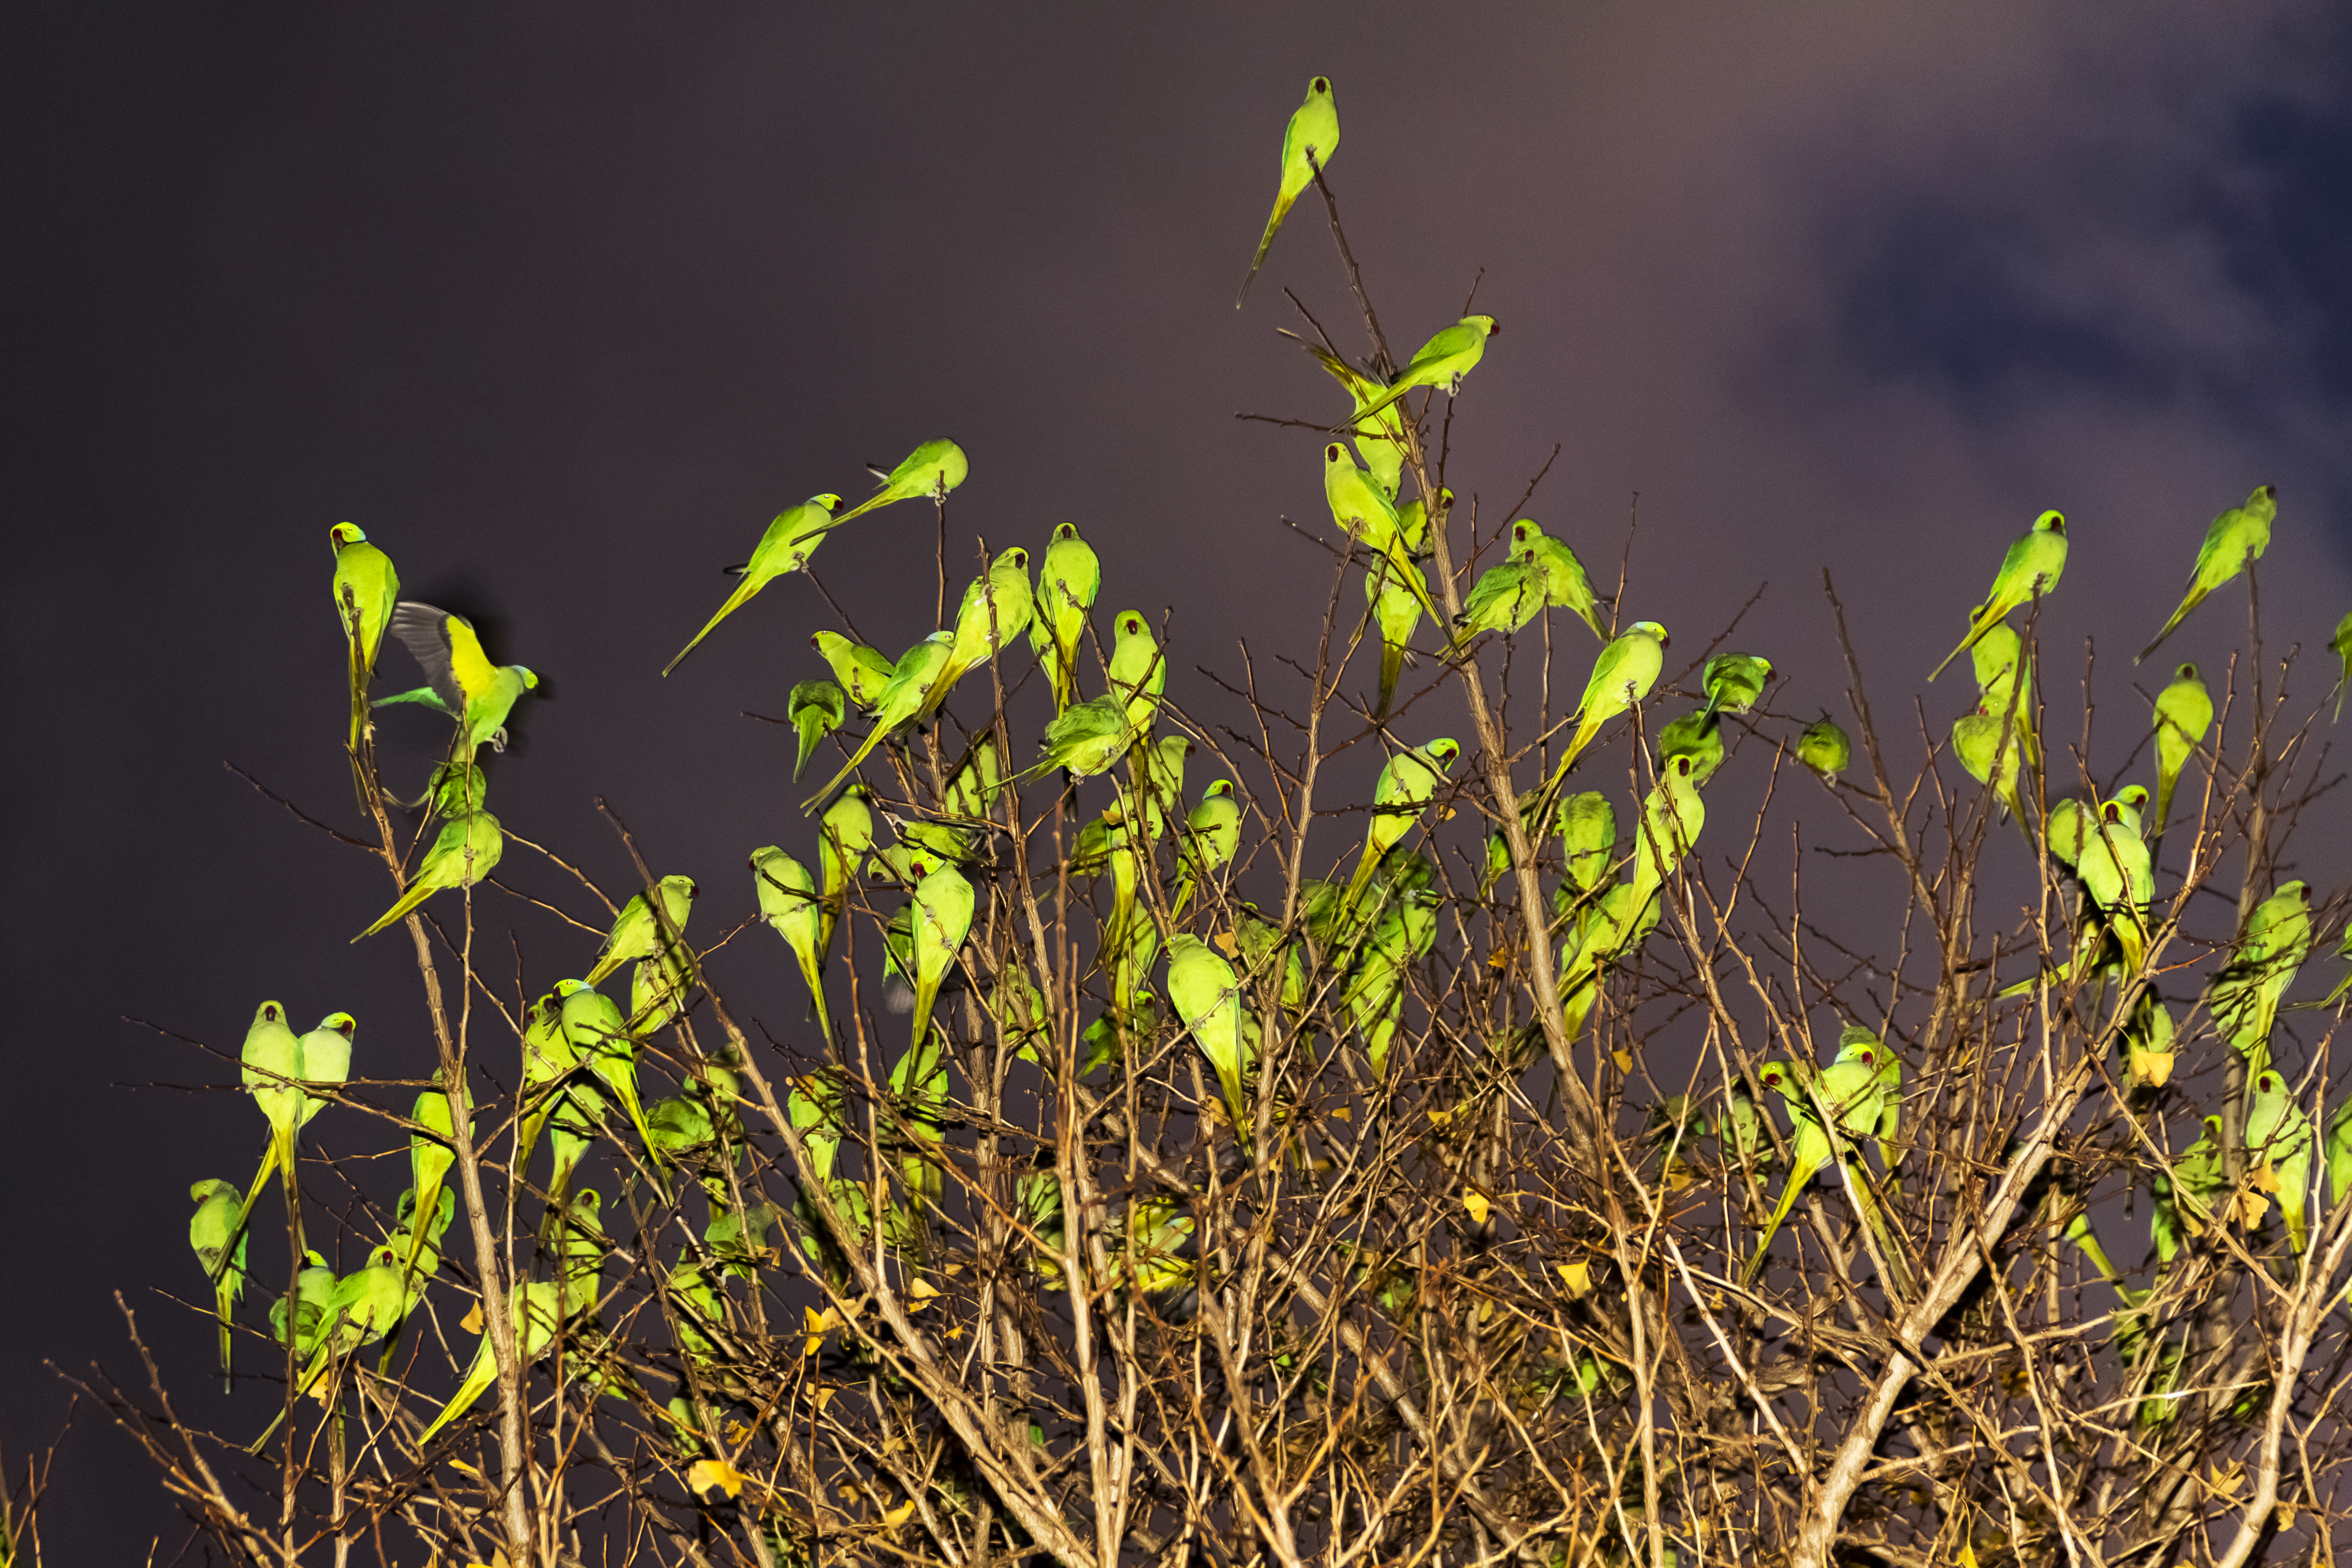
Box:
1929;510;2068;681
1345;315;1500;427
785;680;846;782
1322;445;1441;625
909;861;976;1051
269;1250;339;1366
2151;663;2211;837
2326;1099;2352;1209
1741;1034;1888;1286
583;875;697;986
188;1178;246;1390
1535;621;1669;808
752;847;830;1044
663;493;844;676
1969;625;2040;772
555;1189;608;1317
377;602;540;758
2137;485;2277;663
2152;1116;2228;1264
1656;712;1725;788
1106;609;1166;732
819;785;874;938
1629;755;1704;897
1029;521;1101;713
1700;653;1772;723
353;807;505;940
402;1078;471;1279
293;1012;354;1132
1166;934;1252;1127
1174;779;1240;916
240;1002;305;1219
2209;880;2310;1073
1343;737;1460;908
1013;694;1137;784
925;546;1034;717
412;1279;564;1447
1286;331;1407;498
516;989;580;1181
1558;791;1616;893
804;631;955;809
1236;75;1338;308
2245;1068;2315;1254
1449;551;1545;652
1366;554;1428;717
1795;716;1850;780
559;979;661;1180
2073;797;2153;974
1134;734;1191;843
1951;705;2027;826
1344;892;1436;1078
820;439;970;530
812;630;896;713
248;1246;416;1452
329;523;399;750
2332;610;2352;722
1510;519;1607;642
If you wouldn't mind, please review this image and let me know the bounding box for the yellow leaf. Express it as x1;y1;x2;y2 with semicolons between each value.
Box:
941;1261;966;1276
2234;1186;2271;1230
1557;1260;1594;1297
460;1300;485;1335
2249;1162;2281;1193
1328;1104;1352;1122
880;1498;917;1528
812;1385;838;1411
1212;930;1239;957
945;1323;966;1340
688;1458;746;1500
905;1275;943;1309
723;1420;754;1446
1957;1539;1978;1568
2209;1460;2244;1500
1428;1106;1455;1130
1464;1189;1491;1225
2128;1049;2175;1087
804;1304;838;1358
2275;1502;2295;1530
464;1554;513;1568
1612;1049;1633;1073
1663;1157;1694;1194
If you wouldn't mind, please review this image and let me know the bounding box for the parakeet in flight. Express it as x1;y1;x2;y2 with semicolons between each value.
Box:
812;631;896;713
2137;485;2276;664
1345;316;1500;427
2151;663;2211;838
662;493;844;676
329;524;399;751
1236;75;1338;308
377;603;540;758
1029;521;1101;714
584;875;697;985
188;1178;247;1390
1929;510;2068;681
1534;621;1670;808
818;439;970;531
354;809;505;939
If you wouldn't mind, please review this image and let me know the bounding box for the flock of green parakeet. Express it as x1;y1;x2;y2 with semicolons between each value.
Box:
182;77;2352;1464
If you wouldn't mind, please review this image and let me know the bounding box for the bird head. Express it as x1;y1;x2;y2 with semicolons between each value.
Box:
330;522;368;550
2035;510;2066;534
316;1012;357;1039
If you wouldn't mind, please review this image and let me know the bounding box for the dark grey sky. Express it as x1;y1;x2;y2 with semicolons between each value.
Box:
5;6;2350;1556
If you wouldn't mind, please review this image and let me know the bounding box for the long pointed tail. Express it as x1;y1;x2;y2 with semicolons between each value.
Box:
663;577;764;678
1236;194;1297;308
